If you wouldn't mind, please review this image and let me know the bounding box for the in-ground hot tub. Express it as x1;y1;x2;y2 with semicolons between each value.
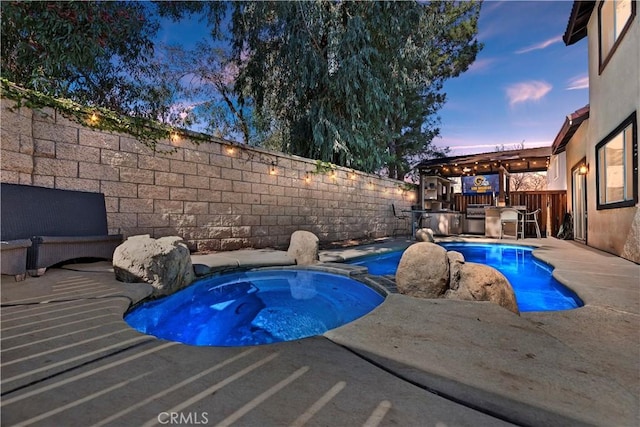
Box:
125;269;384;346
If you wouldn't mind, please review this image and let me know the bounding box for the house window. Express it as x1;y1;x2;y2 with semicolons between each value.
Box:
596;112;638;209
598;0;635;72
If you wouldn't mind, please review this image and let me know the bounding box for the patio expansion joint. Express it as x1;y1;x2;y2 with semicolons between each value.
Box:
0;338;156;398
0;294;135;308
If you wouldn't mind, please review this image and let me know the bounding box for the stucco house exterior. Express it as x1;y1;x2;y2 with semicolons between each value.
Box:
560;0;639;263
550;105;589;239
546;146;568;192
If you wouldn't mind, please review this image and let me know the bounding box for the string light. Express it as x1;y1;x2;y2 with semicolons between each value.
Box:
90;113;98;123
170;131;180;143
225;145;235;155
305;172;311;183
270;162;277;175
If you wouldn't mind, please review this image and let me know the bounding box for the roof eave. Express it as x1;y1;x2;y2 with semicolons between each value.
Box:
415;147;552;177
564;1;596;45
551;105;590;155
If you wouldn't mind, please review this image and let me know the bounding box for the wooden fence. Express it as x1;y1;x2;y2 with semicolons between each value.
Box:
453;191;567;238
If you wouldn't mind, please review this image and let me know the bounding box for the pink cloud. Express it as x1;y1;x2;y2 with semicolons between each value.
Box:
515;36;563;54
566;75;589;90
505;81;552;107
467;57;496;74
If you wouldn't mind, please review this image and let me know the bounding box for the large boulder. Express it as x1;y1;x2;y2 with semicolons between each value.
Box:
415;228;435;242
447;250;465;289
446;262;520;314
287;230;319;265
113;235;194;296
395;242;449;298
395;242;519;314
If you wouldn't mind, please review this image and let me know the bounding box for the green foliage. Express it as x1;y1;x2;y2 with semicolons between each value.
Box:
234;1;481;176
0;1;168;118
312;160;337;175
0;78;209;151
398;182;418;192
152;1;481;177
2;1;481;176
384;1;482;179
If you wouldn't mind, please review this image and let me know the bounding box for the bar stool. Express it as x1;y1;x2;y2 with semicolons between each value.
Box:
521;209;542;238
391;204;410;237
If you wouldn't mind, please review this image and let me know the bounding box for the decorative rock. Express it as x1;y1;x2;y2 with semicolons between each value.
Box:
287;230;319;265
113;235;194;296
394;242;519;314
447;251;465;290
415;228;435;242
396;242;449;298
446;262;520;314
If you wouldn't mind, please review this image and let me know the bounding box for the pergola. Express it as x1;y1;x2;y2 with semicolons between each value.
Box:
415;146;551;178
415;146;552;205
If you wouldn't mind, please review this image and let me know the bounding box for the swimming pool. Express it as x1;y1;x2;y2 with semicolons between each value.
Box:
348;243;583;312
125;269;384;346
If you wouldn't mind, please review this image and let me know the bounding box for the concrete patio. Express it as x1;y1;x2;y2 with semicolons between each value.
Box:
1;237;638;426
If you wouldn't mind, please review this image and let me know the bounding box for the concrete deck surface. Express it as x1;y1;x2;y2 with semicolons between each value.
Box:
1;237;638;426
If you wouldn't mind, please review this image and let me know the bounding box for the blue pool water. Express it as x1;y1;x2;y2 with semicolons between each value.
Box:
126;270;384;346
348;243;583;312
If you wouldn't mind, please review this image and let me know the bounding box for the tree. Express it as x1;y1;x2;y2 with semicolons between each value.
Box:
232;1;481;175
384;1;482;179
510;172;547;191
157;42;256;144
157;1;481;176
0;1;168;118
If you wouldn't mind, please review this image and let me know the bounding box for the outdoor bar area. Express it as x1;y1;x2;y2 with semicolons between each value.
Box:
414;147;552;237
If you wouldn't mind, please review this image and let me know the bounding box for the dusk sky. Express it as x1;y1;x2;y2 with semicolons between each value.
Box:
157;1;590;157
437;1;589;155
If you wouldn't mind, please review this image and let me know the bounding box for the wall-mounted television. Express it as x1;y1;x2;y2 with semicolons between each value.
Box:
462;174;499;195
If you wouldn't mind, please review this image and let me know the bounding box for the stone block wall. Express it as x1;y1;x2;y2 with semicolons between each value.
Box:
1;98;417;251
